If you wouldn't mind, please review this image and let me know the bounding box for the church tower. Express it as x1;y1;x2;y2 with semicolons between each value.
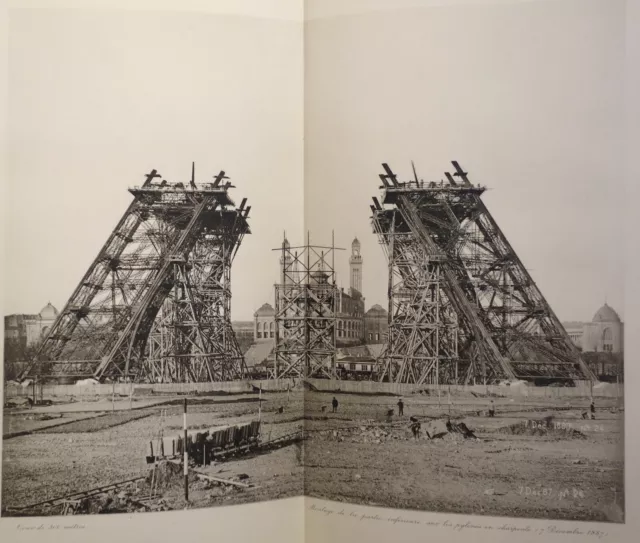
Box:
349;237;362;296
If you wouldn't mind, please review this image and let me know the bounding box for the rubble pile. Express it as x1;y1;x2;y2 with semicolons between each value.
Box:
309;418;480;444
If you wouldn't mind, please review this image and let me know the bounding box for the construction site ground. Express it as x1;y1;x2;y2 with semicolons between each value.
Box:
304;389;624;523
2;391;303;514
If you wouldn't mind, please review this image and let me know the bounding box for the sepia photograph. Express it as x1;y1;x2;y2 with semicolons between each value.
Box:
0;0;630;533
302;0;625;523
2;6;305;516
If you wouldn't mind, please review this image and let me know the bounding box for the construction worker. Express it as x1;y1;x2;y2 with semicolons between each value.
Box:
397;398;404;416
488;400;495;418
590;400;596;420
332;396;339;413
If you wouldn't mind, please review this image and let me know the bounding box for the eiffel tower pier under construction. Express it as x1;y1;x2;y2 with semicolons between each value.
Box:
371;161;597;386
22;165;250;384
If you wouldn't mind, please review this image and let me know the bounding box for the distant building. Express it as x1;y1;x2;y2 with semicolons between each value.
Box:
251;237;392;353
562;303;624;353
254;303;276;342
336;238;366;346
4;303;59;348
364;304;388;344
231;321;254;353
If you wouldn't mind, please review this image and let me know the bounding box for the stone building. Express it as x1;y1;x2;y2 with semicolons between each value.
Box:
254;303;276;342
562;303;624;353
253;237;372;346
4;302;59;348
335;238;366;346
364;304;388;344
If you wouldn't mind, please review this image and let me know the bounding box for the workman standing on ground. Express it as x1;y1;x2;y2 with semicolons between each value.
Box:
332;396;339;413
397;398;404;416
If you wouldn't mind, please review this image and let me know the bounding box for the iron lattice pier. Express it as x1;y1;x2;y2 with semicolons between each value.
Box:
371;161;597;385
271;234;342;379
24;165;250;383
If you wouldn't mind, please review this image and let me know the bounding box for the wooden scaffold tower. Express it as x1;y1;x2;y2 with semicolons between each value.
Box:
21;164;250;383
371;161;597;385
271;233;342;379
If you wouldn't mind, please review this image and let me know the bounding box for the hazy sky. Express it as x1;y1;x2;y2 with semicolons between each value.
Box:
305;0;626;322
5;8;303;321
3;0;627;325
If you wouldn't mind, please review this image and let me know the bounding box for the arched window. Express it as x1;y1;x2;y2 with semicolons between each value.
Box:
602;328;614;352
270;321;275;338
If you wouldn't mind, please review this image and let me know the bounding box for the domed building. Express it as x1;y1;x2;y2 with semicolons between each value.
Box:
582;303;624;353
562;303;624;353
4;302;59;348
364;304;388;344
254;302;276;342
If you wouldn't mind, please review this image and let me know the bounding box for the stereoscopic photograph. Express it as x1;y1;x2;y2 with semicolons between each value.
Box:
1;0;626;529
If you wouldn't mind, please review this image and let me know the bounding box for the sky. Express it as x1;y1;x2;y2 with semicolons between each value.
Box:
305;0;626;323
3;0;627;324
4;8;303;321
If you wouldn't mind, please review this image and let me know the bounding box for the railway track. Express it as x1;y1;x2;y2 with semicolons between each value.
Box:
5;476;146;513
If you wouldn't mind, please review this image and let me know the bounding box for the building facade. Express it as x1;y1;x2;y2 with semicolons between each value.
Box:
253;237;384;347
4;303;59;348
364;304;388;344
561;303;624;353
254;303;276;342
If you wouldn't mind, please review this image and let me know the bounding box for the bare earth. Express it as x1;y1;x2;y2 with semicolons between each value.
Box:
2;391;303;513
303;391;624;523
2;388;624;522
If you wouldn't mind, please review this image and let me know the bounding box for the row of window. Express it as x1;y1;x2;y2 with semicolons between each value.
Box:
337;320;361;331
338;329;360;339
337;363;372;372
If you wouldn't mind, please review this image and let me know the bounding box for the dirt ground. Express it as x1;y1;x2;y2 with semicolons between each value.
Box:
1;387;625;522
303;391;624;523
1;391;303;513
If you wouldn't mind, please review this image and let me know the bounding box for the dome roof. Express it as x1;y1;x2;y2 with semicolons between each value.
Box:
254;303;275;317
39;302;59;319
366;304;387;315
282;238;290;249
592;303;621;323
352;237;360;247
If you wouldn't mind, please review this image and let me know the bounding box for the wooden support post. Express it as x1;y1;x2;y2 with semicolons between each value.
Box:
183;399;189;501
258;385;262;421
112;381;115;413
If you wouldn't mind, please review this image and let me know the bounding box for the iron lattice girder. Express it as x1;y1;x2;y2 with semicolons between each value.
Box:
25;168;250;383
372;161;596;384
272;236;340;379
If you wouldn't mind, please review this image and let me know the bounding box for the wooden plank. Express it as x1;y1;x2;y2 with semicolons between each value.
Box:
192;471;252;488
